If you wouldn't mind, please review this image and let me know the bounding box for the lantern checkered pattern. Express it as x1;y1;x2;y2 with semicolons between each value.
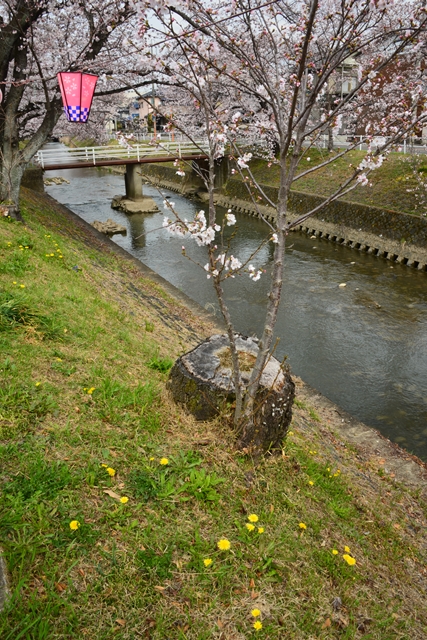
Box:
57;72;98;123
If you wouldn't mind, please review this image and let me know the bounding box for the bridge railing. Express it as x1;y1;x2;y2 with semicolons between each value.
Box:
34;141;210;168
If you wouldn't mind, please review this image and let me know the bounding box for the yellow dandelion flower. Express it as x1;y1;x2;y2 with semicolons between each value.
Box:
217;539;231;551
12;281;17;284
299;522;307;530
343;554;356;566
101;464;108;468
288;430;294;435
19;284;25;288
203;558;213;567
246;523;255;532
248;514;259;523
253;621;262;631
149;456;155;461
344;545;351;553
308;480;314;486
257;527;265;534
69;520;80;531
120;497;129;504
35;382;41;387
332;549;338;555
50;253;54;257
159;458;169;465
251;609;261;617
87;387;95;394
106;467;116;476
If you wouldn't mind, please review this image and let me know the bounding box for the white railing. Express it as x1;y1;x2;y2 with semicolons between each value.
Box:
34;140;210;169
318;134;427;154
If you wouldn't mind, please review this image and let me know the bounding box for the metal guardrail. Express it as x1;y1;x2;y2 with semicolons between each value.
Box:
34;141;210;168
319;135;427;154
35;135;427;170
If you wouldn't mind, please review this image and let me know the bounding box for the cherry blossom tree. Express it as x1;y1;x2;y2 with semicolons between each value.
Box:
138;0;427;451
0;0;151;219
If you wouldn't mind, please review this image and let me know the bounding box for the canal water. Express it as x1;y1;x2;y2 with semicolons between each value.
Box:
44;148;427;461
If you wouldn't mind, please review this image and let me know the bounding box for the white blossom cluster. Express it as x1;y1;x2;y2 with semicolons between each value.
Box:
204;253;243;279
357;154;385;186
163;210;219;246
237;153;253;169
248;265;263;281
225;210;236;226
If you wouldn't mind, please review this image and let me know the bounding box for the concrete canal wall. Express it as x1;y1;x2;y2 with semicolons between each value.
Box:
140;163;427;271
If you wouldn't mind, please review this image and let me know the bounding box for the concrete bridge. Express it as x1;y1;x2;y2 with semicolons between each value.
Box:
34;141;211;200
35;141;210;170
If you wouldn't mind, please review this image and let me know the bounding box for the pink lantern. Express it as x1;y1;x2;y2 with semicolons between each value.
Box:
57;71;98;123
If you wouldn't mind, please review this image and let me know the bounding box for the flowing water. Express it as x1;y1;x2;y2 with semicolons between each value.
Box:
44;143;427;461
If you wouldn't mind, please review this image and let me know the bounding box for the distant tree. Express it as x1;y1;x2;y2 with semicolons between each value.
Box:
0;0;150;219
140;0;427;451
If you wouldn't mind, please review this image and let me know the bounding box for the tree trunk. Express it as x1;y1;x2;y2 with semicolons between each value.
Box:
0;151;26;221
167;334;295;453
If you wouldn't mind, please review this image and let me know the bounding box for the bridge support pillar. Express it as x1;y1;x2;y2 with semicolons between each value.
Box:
191;156;229;191
214;156;229;189
125;164;143;200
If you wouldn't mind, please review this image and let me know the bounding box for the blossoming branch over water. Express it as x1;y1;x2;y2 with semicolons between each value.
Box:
162;206;268;283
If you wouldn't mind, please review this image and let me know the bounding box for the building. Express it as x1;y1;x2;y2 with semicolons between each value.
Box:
108;88;165;134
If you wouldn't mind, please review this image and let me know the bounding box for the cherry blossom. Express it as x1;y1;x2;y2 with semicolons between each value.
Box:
138;0;427;450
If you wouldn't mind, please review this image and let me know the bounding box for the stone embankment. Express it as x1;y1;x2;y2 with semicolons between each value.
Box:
139;163;427;271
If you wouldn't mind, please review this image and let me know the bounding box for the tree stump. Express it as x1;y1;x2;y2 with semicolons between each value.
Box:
167;334;295;452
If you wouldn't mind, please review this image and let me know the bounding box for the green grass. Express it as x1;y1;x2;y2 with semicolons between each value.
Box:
232;148;427;216
0;190;426;638
151;147;427;215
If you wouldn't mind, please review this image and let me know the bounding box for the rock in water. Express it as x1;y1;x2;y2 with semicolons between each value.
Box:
111;195;159;214
91;219;127;235
167;334;295;452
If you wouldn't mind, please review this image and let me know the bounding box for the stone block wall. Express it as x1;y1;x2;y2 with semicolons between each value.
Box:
139;164;427;270
223;179;427;248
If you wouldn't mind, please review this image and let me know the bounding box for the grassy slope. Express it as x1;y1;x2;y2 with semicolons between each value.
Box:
236;149;427;216
160;149;427;214
0;190;426;639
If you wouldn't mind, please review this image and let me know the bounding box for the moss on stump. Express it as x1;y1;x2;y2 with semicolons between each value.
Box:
167;334;295;451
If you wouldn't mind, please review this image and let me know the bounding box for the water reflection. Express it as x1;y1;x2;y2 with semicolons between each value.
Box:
44;148;427;461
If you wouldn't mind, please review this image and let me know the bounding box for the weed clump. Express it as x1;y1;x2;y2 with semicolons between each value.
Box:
0;291;64;339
